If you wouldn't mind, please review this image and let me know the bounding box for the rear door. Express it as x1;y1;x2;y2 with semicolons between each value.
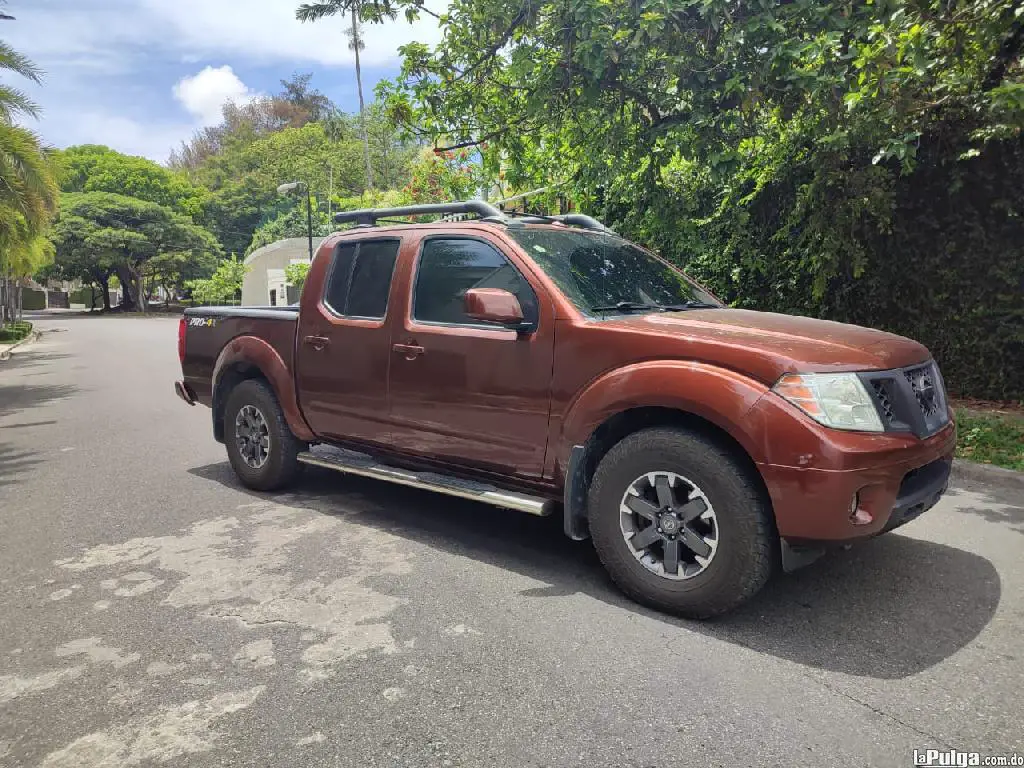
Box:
295;238;401;445
387;234;555;479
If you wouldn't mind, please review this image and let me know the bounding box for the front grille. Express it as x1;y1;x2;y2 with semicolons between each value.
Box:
860;361;949;438
903;364;942;417
870;380;897;425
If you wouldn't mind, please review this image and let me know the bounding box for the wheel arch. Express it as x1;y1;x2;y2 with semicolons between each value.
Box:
211;336;315;444
558;361;776;541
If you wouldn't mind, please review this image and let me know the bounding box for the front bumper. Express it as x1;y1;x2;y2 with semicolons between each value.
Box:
174;380;197;406
748;393;956;544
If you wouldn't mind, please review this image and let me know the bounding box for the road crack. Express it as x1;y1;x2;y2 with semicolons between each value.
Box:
806;674;952;748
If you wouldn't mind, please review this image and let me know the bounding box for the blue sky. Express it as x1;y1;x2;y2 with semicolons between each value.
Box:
5;0;443;163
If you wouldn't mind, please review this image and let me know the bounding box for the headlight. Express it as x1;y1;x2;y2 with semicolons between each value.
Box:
772;373;885;432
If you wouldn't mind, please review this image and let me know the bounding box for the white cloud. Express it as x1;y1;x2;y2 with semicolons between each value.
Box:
41;112;195;163
1;0;447;161
173;65;258;126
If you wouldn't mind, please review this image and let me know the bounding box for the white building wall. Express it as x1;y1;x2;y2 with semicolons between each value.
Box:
241;237;323;306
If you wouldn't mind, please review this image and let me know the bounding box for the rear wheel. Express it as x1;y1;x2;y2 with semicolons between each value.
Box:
224;379;303;491
588;427;776;618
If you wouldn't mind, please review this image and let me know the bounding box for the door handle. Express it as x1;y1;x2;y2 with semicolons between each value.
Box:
392;342;425;360
303;335;330;351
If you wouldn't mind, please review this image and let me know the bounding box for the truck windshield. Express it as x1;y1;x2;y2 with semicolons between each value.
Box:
508;228;721;316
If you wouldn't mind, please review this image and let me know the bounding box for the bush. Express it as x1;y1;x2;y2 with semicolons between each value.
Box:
620;134;1024;401
0;321;33;343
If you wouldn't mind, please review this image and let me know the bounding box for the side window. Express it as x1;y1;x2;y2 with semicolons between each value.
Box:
323;240;400;319
413;238;538;326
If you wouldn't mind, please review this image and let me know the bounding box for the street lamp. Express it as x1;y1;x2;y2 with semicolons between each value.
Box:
277;181;314;262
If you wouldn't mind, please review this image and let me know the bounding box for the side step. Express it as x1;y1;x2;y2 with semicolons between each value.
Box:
296;445;554;517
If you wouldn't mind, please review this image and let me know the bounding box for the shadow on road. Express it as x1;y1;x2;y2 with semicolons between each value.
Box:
944;483;1024;532
0;442;43;488
0;350;74;377
189;461;1001;680
0;381;76;419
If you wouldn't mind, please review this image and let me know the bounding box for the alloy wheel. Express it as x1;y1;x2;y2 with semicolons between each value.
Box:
235;404;271;469
619;471;719;580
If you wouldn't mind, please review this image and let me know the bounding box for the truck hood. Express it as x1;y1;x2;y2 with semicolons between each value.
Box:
601;308;930;383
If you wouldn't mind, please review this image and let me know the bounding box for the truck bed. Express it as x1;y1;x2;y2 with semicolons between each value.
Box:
180;305;299;407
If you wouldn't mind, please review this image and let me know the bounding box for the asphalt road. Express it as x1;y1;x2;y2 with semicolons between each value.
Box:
1;313;1022;768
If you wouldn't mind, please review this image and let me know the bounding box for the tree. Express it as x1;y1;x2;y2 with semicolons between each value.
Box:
0;8;59;323
277;72;333;126
169;73;336;172
284;262;310;293
247;194;332;256
185;256;247;306
346;14;374;189
48;192;221;312
296;1;379;188
57;145;207;218
373;0;1024;400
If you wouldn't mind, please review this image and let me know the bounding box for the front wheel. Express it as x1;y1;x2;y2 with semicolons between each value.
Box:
224;379;304;491
587;427;777;619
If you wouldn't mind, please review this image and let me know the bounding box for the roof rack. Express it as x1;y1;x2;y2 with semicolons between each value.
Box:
333;200;614;234
515;213;614;234
334;200;506;227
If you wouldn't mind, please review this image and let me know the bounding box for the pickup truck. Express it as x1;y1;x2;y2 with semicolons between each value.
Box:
175;200;955;618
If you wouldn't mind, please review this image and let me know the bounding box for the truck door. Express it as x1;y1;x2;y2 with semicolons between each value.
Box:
295;238;401;446
387;235;555;479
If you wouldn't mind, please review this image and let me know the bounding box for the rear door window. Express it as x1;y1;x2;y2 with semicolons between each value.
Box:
323;239;400;319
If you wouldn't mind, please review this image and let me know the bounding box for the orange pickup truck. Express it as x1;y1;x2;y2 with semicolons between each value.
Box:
175;200;955;618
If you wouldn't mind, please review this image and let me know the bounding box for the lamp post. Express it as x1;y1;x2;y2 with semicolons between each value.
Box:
277;181;314;262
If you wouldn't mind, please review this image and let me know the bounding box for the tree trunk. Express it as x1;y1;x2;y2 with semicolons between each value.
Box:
98;276;111;311
115;264;138;311
353;7;374;190
16;282;22;321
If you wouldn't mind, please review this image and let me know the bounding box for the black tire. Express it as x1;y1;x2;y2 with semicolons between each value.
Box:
224;379;304;491
587;427;777;619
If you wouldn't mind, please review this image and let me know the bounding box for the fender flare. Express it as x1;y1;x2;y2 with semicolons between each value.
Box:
557;360;770;472
212;335;316;442
556;361;770;537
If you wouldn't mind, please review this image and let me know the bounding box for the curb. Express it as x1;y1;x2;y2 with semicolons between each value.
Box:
951;458;1024;492
0;330;41;361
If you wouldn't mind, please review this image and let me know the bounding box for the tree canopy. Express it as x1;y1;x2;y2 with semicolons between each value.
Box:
0;9;59;322
360;0;1024;399
49;192;220;311
57;145;206;218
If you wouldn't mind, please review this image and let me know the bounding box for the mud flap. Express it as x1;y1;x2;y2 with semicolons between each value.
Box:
780;539;826;573
563;444;590;541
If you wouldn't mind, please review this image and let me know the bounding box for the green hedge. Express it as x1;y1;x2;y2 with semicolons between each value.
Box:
0;321;32;343
70;287;104;308
20;289;45;311
620;135;1023;401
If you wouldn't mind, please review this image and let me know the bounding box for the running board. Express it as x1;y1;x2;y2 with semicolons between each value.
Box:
296;445;554;517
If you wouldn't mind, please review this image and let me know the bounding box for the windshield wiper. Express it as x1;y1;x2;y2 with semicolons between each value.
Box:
591;301;665;313
657;301;720;310
591;300;719;314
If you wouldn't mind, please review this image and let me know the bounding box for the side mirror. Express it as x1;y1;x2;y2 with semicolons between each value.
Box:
464;288;531;331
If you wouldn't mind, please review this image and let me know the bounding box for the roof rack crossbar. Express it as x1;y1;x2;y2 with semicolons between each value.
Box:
515;214;615;234
334;200;506;226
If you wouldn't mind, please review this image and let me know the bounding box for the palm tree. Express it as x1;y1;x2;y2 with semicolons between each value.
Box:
0;8;59;323
296;1;375;191
344;13;374;190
